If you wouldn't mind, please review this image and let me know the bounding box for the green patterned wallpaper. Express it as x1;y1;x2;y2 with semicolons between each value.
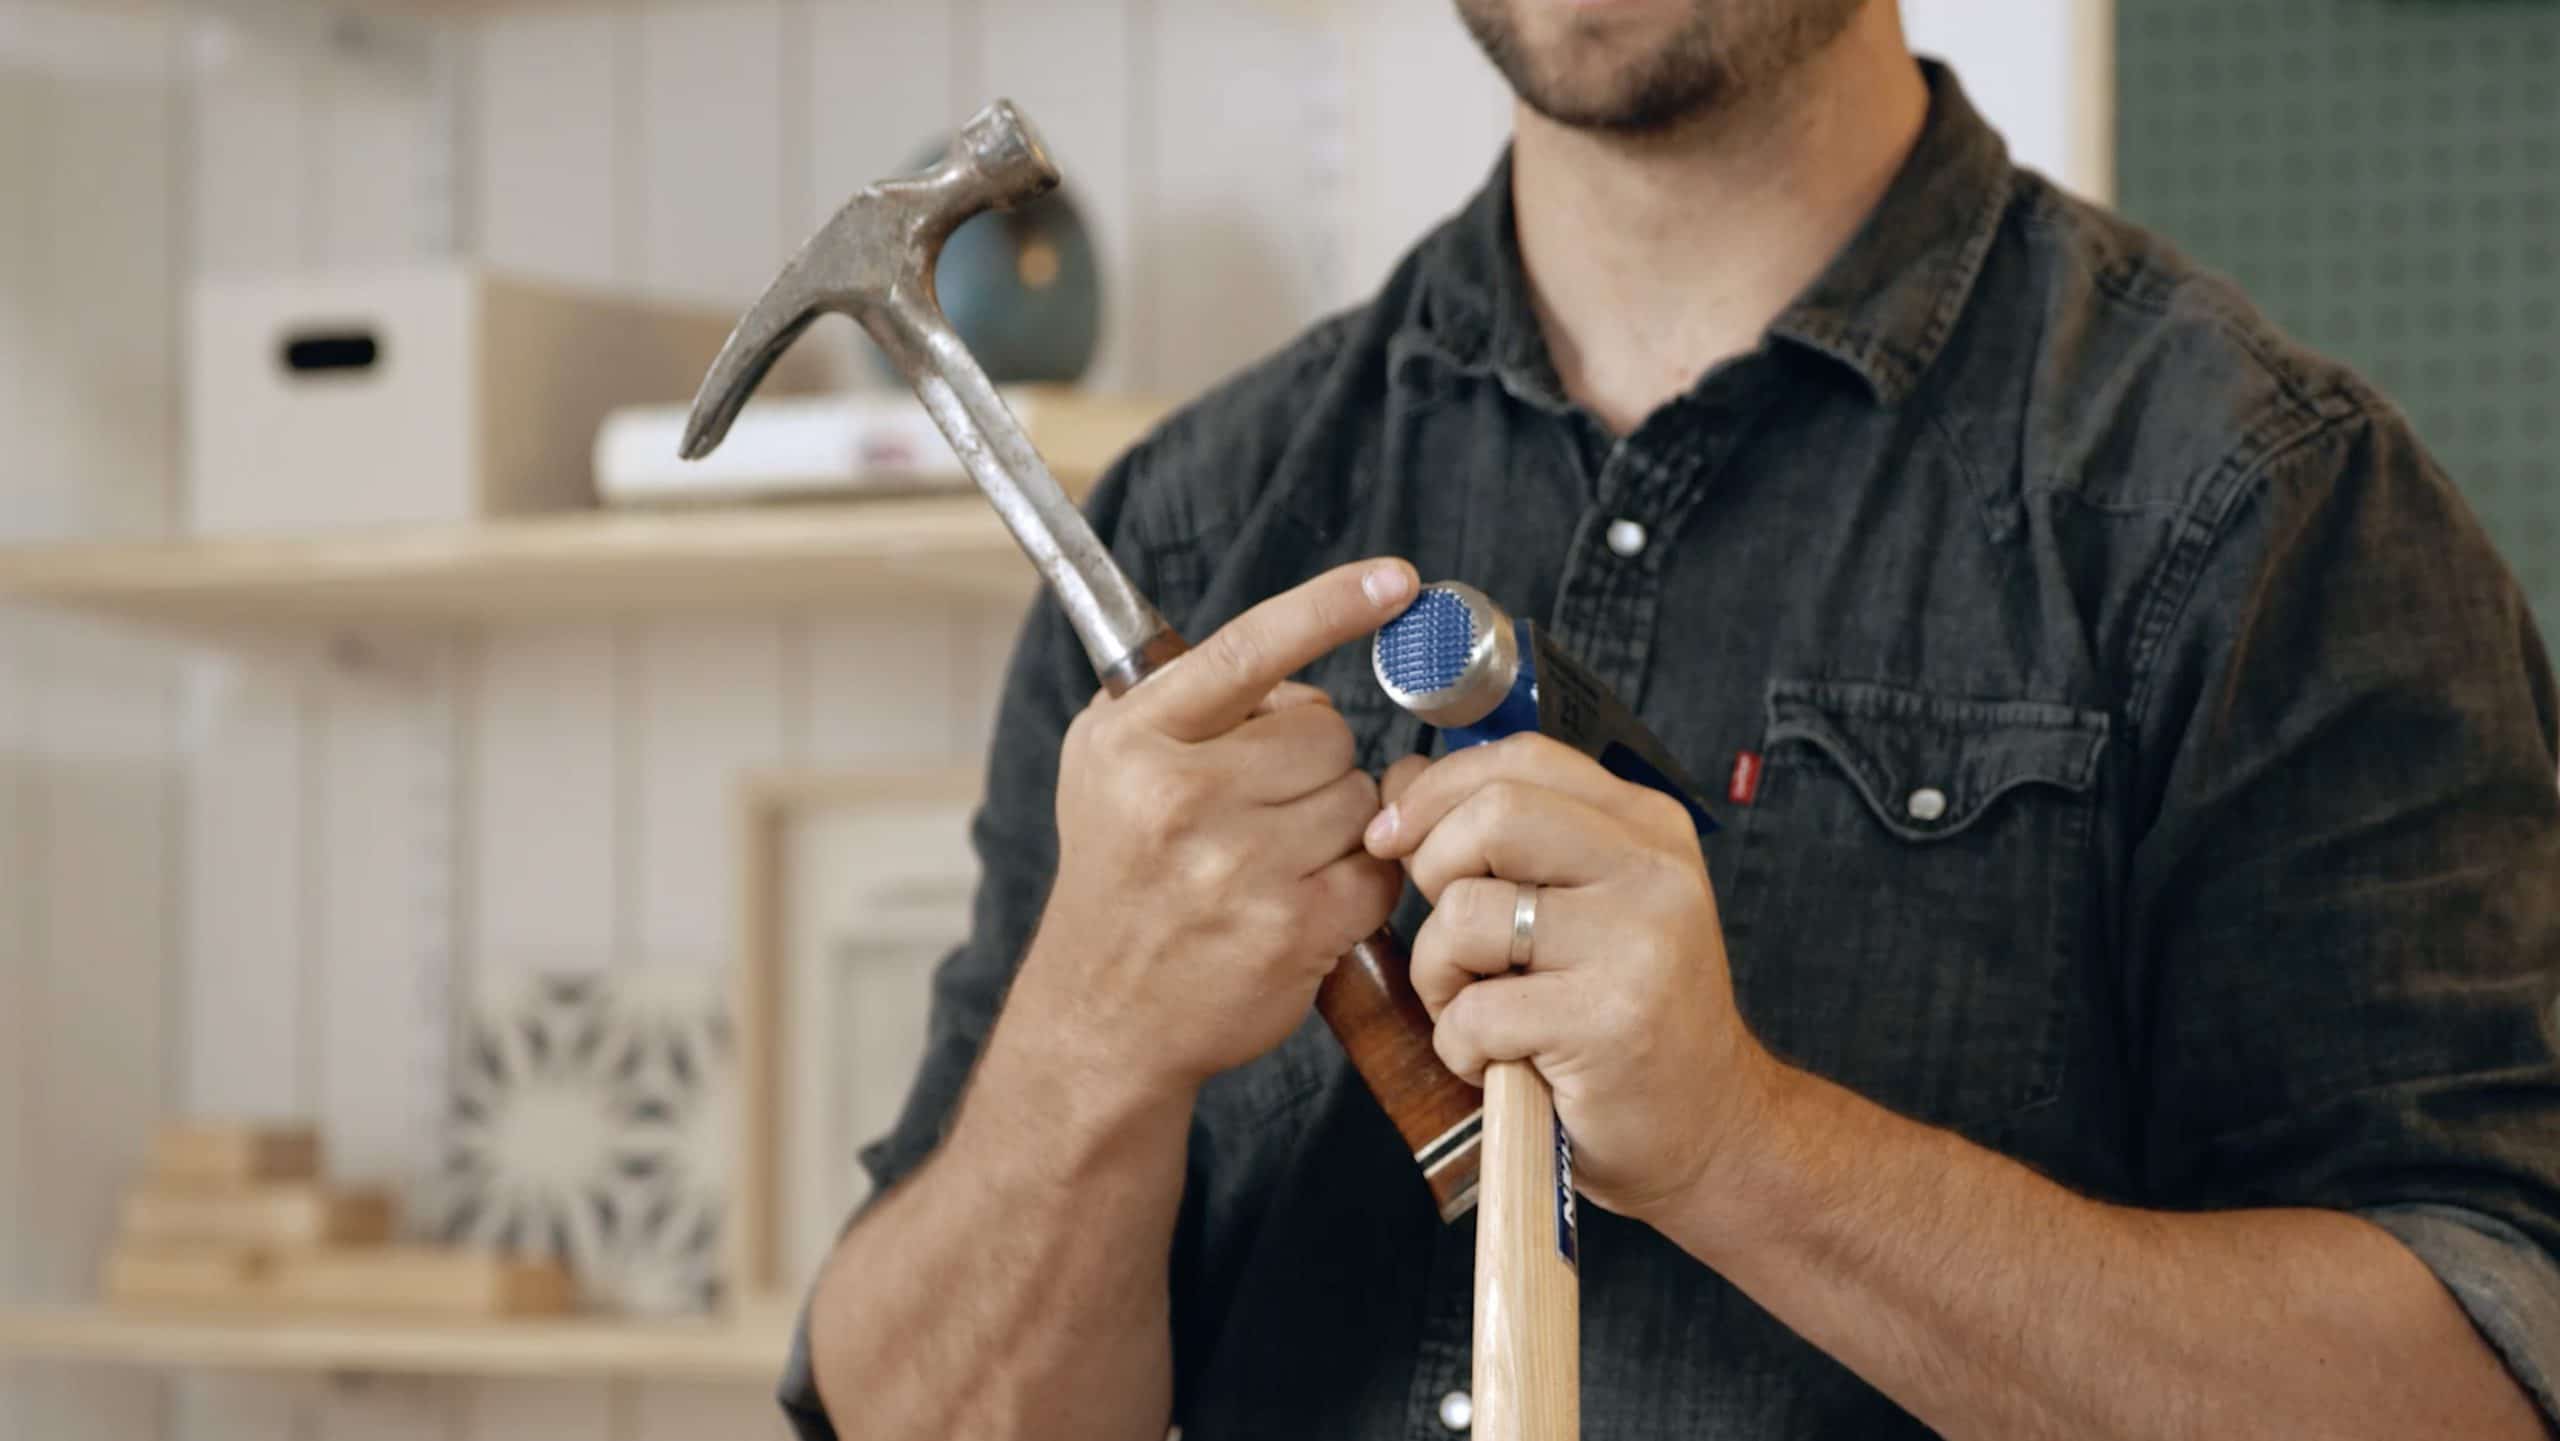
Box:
2116;0;2560;644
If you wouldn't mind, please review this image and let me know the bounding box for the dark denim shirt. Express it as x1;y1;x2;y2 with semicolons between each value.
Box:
785;67;2560;1438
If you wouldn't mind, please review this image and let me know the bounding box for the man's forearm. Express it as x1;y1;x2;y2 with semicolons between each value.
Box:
1663;1067;2541;1441
806;1005;1193;1441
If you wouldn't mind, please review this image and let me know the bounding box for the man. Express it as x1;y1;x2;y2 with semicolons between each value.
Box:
783;1;2560;1435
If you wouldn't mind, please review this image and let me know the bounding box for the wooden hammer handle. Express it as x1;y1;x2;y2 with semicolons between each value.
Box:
1474;1058;1580;1441
1104;628;1483;1218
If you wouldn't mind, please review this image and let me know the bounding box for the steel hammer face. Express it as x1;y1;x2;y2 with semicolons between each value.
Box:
944;100;1061;231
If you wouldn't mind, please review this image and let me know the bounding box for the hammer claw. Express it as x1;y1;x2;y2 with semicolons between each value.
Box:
680;299;816;460
679;97;1168;677
678;191;888;459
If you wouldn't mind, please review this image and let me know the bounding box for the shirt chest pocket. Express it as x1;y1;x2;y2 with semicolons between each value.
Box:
1723;679;2109;1137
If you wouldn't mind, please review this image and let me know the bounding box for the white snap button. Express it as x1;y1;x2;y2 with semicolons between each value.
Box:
1605;518;1647;557
1438;1389;1473;1431
1906;786;1948;822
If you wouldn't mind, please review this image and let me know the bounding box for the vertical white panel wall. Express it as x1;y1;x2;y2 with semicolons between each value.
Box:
178;5;463;1437
1334;5;1511;305
1904;0;2115;200
0;5;184;1441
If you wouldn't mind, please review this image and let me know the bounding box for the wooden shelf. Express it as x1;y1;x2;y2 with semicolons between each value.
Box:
0;1303;794;1382
0;497;1043;630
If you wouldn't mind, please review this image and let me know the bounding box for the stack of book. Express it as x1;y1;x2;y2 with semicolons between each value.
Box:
104;1120;571;1319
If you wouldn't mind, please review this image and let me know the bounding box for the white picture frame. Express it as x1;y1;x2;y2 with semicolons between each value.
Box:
732;767;981;1305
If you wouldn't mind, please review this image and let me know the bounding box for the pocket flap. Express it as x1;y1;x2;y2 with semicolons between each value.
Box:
1765;680;2108;842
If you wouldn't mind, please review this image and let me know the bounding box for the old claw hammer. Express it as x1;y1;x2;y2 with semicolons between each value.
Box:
683;99;1485;1221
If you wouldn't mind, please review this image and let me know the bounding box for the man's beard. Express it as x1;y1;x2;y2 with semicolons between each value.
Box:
1454;0;1871;134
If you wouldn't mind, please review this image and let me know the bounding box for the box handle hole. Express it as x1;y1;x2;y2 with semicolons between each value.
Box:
280;331;381;374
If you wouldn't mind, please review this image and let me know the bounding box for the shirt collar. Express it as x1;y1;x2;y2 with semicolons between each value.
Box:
1407;60;2015;410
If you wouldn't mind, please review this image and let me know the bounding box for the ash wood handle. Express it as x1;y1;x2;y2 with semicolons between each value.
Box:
1474;1059;1579;1441
1103;628;1484;1219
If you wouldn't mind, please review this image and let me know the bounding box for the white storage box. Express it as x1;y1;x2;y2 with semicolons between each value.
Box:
188;265;750;536
593;387;1169;507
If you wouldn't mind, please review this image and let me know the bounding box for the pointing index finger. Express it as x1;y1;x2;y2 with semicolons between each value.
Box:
1137;559;1417;742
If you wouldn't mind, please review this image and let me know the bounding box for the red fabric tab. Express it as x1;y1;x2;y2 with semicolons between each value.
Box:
1728;750;1763;807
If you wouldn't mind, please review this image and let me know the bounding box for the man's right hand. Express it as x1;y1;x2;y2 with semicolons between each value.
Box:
1009;558;1419;1097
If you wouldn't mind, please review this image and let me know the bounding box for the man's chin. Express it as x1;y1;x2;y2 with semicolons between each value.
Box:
1458;0;1873;135
1459;0;1726;133
1510;59;1724;134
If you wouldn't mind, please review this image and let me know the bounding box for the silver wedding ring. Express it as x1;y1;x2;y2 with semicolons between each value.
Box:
1508;881;1539;971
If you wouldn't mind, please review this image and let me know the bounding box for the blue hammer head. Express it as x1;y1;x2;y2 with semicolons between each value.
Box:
1372;581;1719;833
1370;581;1541;748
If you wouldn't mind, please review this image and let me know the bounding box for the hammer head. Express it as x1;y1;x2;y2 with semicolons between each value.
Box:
679;99;1060;459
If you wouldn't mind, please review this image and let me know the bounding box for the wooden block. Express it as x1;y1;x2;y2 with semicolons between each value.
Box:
120;1184;395;1250
101;1245;273;1310
270;1248;573;1318
149;1120;321;1187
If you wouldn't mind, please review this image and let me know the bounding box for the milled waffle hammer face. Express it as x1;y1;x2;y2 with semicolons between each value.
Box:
1371;581;1519;731
1374;586;1481;705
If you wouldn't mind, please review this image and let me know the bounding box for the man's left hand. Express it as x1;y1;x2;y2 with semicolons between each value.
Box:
1366;734;1789;1225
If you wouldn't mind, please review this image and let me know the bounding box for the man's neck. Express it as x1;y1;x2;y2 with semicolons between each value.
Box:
1510;6;1929;434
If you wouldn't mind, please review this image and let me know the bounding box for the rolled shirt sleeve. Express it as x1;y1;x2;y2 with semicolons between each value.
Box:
2366;1203;2560;1419
2128;401;2560;1419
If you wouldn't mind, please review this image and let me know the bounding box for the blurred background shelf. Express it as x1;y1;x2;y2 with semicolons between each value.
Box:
0;1304;794;1382
0;497;1042;629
